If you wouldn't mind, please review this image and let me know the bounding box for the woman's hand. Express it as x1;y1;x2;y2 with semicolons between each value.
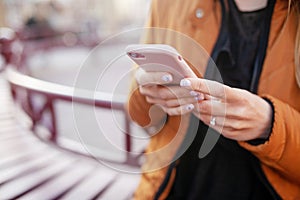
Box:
135;68;202;116
180;78;273;141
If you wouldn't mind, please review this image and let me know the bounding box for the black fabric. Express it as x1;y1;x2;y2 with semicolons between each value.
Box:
163;0;280;199
167;119;276;200
216;6;263;89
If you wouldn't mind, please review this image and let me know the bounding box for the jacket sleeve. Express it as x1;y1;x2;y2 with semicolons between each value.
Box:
127;82;152;127
239;95;300;184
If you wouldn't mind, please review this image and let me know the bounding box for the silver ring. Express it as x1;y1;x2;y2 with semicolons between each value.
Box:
210;117;216;126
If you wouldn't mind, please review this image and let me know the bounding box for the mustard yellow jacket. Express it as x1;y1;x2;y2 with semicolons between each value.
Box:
127;0;300;199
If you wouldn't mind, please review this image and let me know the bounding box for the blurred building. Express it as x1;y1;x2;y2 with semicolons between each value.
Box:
0;0;5;26
1;0;150;39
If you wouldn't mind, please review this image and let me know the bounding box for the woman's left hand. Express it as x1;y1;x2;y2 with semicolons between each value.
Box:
180;78;273;141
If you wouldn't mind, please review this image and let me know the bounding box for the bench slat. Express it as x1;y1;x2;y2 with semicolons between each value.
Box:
0;137;48;158
0;145;48;169
0;126;22;134
0;121;19;130
0;155;78;199
18;159;96;200
0;150;60;184
0;130;24;140
96;173;140;200
60;167;118;200
0;114;13;121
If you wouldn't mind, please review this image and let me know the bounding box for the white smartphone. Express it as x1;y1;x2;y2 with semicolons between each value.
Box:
126;44;197;83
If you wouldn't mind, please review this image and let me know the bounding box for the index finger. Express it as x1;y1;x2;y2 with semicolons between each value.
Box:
180;78;229;99
135;67;174;85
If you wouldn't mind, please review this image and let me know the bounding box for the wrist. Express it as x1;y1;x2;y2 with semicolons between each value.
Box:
248;97;274;145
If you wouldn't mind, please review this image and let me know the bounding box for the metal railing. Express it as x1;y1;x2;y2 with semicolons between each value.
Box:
1;27;141;166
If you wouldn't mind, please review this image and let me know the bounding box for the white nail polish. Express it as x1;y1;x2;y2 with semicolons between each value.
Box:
199;93;205;100
195;94;204;101
180;79;191;87
186;104;194;111
162;75;172;82
195;96;202;101
190;91;198;96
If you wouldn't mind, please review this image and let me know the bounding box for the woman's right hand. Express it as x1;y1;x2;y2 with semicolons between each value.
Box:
135;68;203;116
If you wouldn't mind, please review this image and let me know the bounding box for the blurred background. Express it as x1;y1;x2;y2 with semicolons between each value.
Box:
1;0;150;37
0;0;151;164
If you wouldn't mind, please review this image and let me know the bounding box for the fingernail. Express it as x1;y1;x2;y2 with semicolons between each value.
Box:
162;74;173;83
185;104;194;111
190;91;198;96
180;79;191;87
195;93;204;101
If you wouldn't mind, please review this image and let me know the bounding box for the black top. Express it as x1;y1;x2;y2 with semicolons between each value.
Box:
161;0;281;199
218;0;266;90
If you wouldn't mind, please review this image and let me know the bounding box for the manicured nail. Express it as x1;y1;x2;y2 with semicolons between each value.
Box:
180;79;191;87
195;93;204;101
190;91;198;96
162;74;173;83
185;104;194;111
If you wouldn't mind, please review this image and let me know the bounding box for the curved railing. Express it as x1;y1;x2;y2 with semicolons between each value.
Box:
1;27;141;166
6;67;139;165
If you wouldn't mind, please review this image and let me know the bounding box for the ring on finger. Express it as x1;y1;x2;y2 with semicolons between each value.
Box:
210;116;216;126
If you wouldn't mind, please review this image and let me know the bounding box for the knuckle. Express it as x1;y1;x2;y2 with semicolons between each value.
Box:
223;130;238;139
199;101;210;114
234;88;250;103
166;109;174;116
135;68;146;84
238;106;247;117
233;104;248;119
239;95;249;105
194;80;202;91
158;88;168;99
165;100;175;107
145;96;154;104
135;74;141;85
141;85;157;97
225;87;233;98
160;106;168;113
139;86;147;95
167;107;181;116
177;98;186;106
167;112;175;116
231;120;243;130
199;114;210;125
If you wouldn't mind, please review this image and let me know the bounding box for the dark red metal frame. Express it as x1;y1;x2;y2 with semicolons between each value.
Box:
1;28;141;166
7;68;139;166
